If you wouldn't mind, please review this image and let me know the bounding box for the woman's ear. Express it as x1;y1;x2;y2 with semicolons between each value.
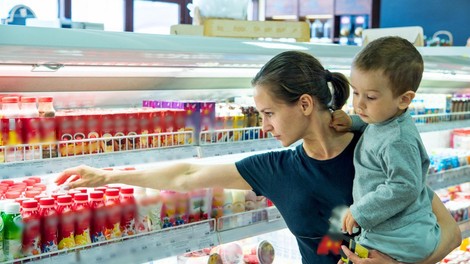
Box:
398;91;416;110
298;94;314;115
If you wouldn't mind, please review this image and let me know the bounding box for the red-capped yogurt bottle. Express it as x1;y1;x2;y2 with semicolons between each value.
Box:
73;193;91;246
39;198;58;253
89;191;106;243
104;189;121;239
120;187;136;237
56;195;75;249
21;200;41;256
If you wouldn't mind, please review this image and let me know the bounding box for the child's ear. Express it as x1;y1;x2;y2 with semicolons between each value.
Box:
398;91;416;110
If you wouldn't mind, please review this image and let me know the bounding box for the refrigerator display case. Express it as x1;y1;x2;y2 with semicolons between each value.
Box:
1;25;470;263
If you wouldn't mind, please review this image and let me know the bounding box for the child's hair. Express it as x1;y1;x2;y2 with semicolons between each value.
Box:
353;36;424;97
252;51;350;111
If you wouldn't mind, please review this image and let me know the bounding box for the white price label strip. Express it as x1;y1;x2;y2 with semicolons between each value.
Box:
266;207;282;222
32;253;76;264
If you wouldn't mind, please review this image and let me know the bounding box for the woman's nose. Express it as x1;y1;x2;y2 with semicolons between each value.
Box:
262;120;272;133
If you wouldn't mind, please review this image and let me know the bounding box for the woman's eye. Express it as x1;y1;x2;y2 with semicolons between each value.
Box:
367;96;376;100
265;112;273;117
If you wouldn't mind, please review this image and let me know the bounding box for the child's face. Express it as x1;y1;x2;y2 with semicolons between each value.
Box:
351;67;408;124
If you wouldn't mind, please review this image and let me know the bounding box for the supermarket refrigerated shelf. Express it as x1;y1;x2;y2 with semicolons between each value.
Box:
3;207;286;264
459;219;470;239
4;219;218;264
0;145;199;179
198;138;282;158
198;127;282;158
3;121;470;179
427;165;470;190
218;207;287;244
0;128;283;178
414;112;470;133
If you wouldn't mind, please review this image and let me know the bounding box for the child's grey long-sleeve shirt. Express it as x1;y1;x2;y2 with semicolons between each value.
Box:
350;111;440;262
350;111;432;230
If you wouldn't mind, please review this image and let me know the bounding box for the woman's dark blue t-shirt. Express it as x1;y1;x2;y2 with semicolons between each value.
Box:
235;132;361;264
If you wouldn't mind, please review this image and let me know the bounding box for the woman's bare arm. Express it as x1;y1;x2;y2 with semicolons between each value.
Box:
417;193;461;264
55;162;252;192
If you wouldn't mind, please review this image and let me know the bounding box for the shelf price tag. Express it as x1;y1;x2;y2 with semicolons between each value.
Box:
266;206;282;222
35;252;76;264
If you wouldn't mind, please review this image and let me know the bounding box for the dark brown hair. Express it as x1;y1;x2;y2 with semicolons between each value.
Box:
353;36;423;97
251;51;350;111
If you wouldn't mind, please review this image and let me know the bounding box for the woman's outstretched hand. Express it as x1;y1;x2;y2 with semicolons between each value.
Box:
54;165;109;189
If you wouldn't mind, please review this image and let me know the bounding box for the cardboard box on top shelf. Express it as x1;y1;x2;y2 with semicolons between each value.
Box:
203;19;310;42
171;5;310;42
171;20;310;42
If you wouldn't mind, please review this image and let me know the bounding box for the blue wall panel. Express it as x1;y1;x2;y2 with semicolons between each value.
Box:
380;0;470;46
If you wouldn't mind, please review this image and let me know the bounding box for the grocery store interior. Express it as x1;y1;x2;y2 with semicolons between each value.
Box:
1;0;470;263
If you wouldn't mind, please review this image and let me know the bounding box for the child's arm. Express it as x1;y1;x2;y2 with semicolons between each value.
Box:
417;192;461;264
330;110;368;132
350;142;424;230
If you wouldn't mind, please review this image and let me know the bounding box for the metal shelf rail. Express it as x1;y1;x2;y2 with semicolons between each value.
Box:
3;207;286;264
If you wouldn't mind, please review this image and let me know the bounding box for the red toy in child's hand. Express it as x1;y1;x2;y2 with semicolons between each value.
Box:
317;235;342;255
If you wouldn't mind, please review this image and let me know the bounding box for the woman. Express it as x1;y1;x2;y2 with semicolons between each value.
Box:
56;51;460;263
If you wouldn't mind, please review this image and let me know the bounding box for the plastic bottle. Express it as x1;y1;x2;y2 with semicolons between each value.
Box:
39;197;58;253
311;19;323;39
323;19;333;39
176;191;188;225
73;193;91;246
3;202;23;260
160;190;177;228
89;191;106;243
146;188;162;231
5;191;21;203
104;189;121;239
29;177;41;184
416;99;426;124
38;97;56;118
25;190;41;199
188;190;206;223
1;180;14;186
134;187;149;234
20;97;41;160
20;97;39;117
38;97;57;159
0;200;9;261
56;195;75;249
33;183;47;193
119;187;136;237
33;194;47;203
76;188;88;194
0;101;4;163
21;200;41;256
211;187;225;220
14;198;29;210
1;97;22;162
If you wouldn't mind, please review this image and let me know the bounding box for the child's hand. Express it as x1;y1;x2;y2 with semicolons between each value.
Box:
342;209;359;235
330;110;352;132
